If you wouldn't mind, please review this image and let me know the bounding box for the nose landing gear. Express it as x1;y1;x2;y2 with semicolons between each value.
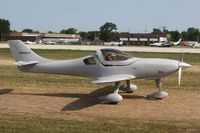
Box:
147;79;168;99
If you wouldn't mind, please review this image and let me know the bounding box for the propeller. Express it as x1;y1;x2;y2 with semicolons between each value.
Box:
177;50;191;86
178;52;183;87
178;66;182;86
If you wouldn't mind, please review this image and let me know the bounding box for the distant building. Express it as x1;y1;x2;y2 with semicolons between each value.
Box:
119;33;170;45
6;32;40;42
6;32;81;43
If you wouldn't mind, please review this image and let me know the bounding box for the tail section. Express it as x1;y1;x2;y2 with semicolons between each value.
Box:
8;40;48;65
174;39;182;46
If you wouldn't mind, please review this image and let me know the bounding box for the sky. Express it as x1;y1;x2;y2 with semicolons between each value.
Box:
0;0;200;33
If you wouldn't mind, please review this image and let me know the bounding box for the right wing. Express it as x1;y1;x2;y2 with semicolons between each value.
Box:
92;74;135;84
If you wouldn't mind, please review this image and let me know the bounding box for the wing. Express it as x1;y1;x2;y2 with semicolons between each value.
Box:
92;74;135;84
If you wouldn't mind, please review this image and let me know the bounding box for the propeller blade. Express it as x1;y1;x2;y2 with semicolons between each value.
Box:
178;67;182;87
177;43;191;87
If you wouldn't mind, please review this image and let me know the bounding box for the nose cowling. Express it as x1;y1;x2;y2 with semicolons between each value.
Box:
139;59;191;80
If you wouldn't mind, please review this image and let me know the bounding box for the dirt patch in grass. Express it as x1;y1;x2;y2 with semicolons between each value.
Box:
0;86;200;123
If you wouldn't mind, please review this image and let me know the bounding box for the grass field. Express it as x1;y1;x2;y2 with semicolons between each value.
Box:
0;48;200;133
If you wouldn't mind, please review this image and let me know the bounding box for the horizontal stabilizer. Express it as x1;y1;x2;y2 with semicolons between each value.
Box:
92;75;135;84
15;61;39;66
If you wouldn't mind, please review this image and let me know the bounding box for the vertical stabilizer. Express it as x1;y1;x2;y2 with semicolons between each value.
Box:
8;40;48;63
174;39;182;46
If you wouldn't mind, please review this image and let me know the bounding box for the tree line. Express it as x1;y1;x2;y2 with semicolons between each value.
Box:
1;18;200;42
152;27;200;42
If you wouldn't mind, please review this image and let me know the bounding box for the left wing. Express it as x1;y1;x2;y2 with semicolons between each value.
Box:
92;74;135;84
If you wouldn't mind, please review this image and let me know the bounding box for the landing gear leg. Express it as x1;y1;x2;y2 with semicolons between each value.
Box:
99;81;123;104
119;80;137;93
147;79;168;99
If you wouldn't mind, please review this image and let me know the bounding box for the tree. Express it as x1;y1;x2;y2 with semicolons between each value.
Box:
60;28;77;34
180;27;200;41
180;31;188;41
170;30;180;41
152;28;162;34
187;27;199;41
0;18;10;41
99;22;118;42
79;31;87;39
87;31;100;40
111;32;120;41
48;31;54;33
22;29;34;33
163;29;169;34
10;30;18;33
100;22;117;32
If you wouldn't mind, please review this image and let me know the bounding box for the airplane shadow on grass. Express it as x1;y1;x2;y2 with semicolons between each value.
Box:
61;86;146;111
0;89;14;95
15;86;146;111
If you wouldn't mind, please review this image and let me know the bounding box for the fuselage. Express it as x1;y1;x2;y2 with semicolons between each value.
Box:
9;40;190;83
18;54;181;80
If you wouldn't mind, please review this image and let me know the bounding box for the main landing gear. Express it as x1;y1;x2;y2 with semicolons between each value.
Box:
99;81;123;104
99;80;137;104
147;79;168;99
99;79;168;104
120;80;137;93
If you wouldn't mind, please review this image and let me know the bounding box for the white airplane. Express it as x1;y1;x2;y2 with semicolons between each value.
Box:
24;40;35;44
42;40;56;45
8;40;191;104
186;41;200;48
149;41;167;47
104;41;123;46
42;38;79;44
161;39;182;47
172;39;182;46
150;39;182;47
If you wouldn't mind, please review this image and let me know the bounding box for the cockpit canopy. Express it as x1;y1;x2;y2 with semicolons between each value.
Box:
101;49;132;61
96;48;136;66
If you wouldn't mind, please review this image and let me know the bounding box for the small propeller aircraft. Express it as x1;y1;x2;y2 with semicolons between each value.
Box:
150;39;182;47
8;40;191;104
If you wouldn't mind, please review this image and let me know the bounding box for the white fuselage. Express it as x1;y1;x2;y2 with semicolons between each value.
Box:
18;55;180;80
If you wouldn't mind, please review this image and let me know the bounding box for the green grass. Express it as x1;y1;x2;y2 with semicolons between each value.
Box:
0;48;200;132
0;113;199;133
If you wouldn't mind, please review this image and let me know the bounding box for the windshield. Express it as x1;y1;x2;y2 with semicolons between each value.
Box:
101;49;133;61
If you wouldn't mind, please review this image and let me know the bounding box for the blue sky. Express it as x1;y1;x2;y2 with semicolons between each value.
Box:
0;0;200;33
